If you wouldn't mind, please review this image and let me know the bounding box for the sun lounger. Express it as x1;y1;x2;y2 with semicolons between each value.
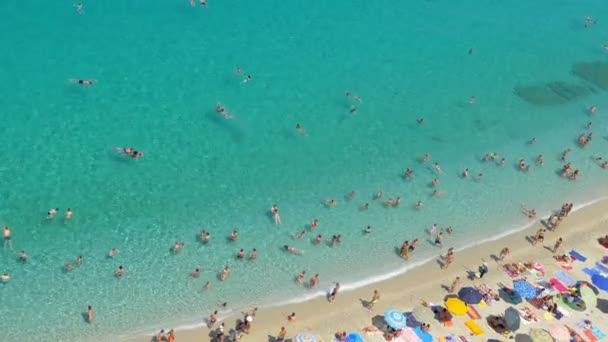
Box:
466;306;481;319
413;326;433;342
555;271;576;286
549;278;568;292
464;320;484;336
592;327;606;339
404;311;422;327
585;329;600;342
569;250;587;262
583;267;599;276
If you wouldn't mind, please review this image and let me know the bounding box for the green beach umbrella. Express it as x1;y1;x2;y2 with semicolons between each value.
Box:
579;285;597;308
529;328;554;342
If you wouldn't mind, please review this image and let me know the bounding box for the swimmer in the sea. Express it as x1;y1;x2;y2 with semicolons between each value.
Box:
109;248;120;257
192;267;201;277
375;191;383;200
243;75;252;83
434;162;443;174
215;103;233;119
469;96;476;105
347;191;356;200
284;245;303;254
325;199;337;207
415;201;423;210
292;230;306;239
416;118;424;125
364;225;372;234
74;3;84;13
350;105;357;114
70;79;96;86
295;124;306;135
47;208;59;219
297;271;306;283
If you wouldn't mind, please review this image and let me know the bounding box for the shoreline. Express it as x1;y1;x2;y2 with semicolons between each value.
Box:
125;197;608;342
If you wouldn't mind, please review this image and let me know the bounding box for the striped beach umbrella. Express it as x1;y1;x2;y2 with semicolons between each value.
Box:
529;328;554;342
293;332;317;342
384;309;407;330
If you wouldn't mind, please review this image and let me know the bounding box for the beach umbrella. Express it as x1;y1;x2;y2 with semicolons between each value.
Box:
384;309;407;330
591;274;608;292
529;328;554;342
505;306;521;331
548;324;569;341
458;287;483;304
579;285;597;308
346;332;364;342
445;297;468;316
412;306;434;323
293;332;317;342
513;280;538;300
515;334;534;342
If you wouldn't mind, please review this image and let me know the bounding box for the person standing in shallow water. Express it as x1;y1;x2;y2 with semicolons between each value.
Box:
87;305;94;323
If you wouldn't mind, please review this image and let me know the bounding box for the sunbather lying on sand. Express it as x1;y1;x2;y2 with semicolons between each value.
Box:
554;254;572;263
519;306;539;322
362;326;379;333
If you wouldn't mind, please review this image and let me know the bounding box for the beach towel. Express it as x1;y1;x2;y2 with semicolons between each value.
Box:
555;271;576;286
503;268;519;278
464;320;484;336
466;305;481;319
597;262;608;274
413;326;433;342
591;326;606;339
543;312;554;321
404;311;422;327
569;250;587;262
550;278;569;292
585;329;600;342
583;267;599;277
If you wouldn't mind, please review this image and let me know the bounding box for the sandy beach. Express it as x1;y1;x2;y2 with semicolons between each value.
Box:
127;199;608;342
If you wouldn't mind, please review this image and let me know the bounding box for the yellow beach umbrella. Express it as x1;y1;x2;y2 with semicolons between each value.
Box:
445;297;468;316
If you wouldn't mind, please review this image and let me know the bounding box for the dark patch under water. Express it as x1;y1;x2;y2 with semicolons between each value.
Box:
513;81;595;105
572;61;608;91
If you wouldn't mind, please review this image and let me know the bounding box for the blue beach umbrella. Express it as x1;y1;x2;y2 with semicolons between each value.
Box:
514;280;538;300
293;332;317;342
384;309;407;330
346;332;364;342
592;274;608;292
458;287;483;304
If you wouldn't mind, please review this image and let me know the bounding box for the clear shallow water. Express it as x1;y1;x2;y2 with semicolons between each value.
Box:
1;0;608;340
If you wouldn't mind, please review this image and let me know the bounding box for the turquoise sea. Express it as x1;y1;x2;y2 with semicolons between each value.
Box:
1;0;608;340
